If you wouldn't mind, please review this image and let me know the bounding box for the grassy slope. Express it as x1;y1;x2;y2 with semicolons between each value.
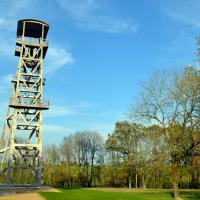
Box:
41;189;200;200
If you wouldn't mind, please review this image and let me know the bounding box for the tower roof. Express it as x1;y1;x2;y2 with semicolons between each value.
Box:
17;19;49;39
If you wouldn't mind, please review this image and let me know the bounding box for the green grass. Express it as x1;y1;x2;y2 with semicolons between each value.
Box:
41;188;200;200
180;191;200;200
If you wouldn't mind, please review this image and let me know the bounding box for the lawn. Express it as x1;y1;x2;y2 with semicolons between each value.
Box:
41;188;200;200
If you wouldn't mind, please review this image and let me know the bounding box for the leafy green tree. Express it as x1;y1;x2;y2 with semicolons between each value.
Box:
106;121;143;188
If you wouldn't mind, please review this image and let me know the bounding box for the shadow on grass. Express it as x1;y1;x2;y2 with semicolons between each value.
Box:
180;191;200;200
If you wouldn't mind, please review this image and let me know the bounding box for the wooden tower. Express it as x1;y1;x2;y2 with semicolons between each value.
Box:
0;19;49;186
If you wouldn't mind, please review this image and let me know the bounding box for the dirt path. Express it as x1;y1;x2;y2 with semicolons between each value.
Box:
0;192;44;200
0;187;59;200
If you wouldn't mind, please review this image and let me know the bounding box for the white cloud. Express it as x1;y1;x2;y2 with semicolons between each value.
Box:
56;0;139;33
43;124;72;133
0;37;14;56
0;74;12;94
0;1;25;56
0;17;16;31
44;105;75;118
0;0;34;31
43;123;73;143
43;101;96;118
45;46;74;74
78;15;139;34
0;74;12;127
0;0;33;18
165;0;200;28
0;1;35;57
57;0;100;15
0;1;74;76
72;101;96;109
43;121;113;139
87;121;114;135
42;124;74;144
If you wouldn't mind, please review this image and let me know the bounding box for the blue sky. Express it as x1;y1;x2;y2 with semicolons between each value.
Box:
0;0;199;144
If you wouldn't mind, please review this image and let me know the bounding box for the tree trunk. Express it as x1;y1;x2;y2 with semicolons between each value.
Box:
90;165;93;187
90;156;94;187
135;169;138;188
142;173;146;189
128;174;132;188
172;159;179;200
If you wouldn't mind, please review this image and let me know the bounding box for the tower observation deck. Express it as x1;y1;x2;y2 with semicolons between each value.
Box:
0;19;50;186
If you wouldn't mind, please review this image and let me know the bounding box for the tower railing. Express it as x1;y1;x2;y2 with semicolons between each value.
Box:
16;36;49;45
9;97;50;110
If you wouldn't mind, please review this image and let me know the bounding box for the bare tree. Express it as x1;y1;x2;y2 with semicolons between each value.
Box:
44;144;60;164
60;135;76;164
65;131;104;187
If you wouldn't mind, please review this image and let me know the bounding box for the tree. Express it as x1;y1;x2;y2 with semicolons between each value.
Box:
60;135;76;164
106;121;142;188
61;131;104;187
88;131;104;187
128;67;200;199
44;144;60;164
144;125;167;189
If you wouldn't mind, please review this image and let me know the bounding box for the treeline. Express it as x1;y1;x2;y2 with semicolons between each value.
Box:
43;120;199;190
43;39;200;200
43;131;104;187
43;67;200;192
